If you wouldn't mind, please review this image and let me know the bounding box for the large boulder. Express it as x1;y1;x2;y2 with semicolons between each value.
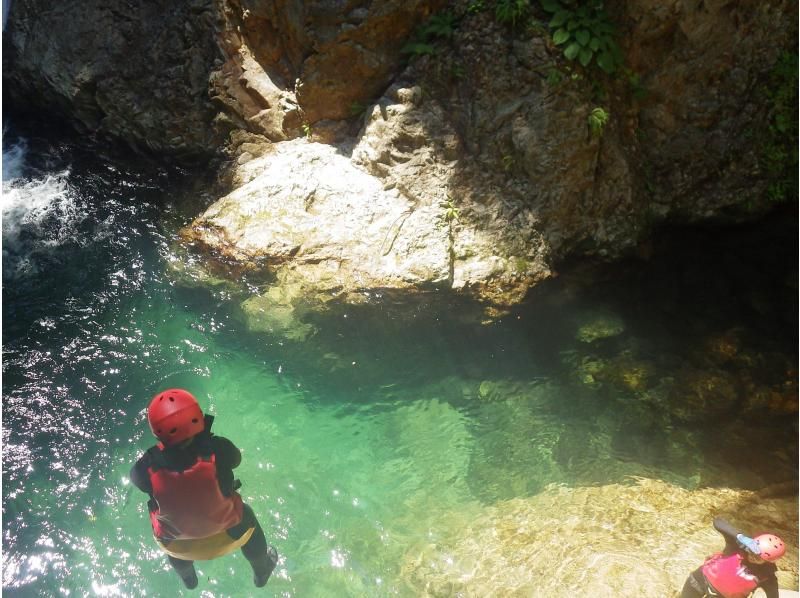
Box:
182;84;554;328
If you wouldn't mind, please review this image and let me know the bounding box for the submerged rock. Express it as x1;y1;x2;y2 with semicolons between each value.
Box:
401;478;799;596
574;310;626;343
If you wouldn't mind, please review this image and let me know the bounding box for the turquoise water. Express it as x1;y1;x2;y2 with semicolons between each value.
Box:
3;126;797;596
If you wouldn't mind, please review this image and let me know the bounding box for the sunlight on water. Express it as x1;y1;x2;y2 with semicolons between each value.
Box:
2;126;797;596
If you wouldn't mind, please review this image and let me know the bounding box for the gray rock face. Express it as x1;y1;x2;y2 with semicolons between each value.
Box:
3;0;444;152
3;0;222;155
627;0;793;218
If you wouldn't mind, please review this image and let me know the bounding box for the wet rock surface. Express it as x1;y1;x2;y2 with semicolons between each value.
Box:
401;478;798;596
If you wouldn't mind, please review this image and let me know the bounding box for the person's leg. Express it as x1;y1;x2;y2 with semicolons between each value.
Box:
227;503;278;587
680;567;707;598
167;555;198;589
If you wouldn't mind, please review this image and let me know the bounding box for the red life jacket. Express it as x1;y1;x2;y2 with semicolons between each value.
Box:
147;444;243;541
702;552;759;598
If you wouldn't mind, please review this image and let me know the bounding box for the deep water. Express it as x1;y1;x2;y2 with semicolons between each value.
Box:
2;121;797;596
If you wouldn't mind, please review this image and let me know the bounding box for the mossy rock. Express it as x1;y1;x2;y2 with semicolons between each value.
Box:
574;310;625;343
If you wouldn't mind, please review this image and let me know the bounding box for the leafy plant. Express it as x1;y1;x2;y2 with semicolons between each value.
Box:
443;196;460;223
526;18;549;36
495;0;530;26
423;12;459;38
467;0;486;14
625;69;647;100
302;123;312;139
402;11;459;57
502;155;515;171
761;52;798;202
539;0;622;74
349;101;366;117
546;68;564;86
587;107;609;137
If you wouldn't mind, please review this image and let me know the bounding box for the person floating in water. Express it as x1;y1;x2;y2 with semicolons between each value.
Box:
681;516;785;598
130;388;278;590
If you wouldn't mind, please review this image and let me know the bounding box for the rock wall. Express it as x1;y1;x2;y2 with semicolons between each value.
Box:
3;0;445;151
3;0;796;315
3;0;222;155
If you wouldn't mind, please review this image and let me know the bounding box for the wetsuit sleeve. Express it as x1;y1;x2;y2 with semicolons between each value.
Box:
713;517;743;555
213;436;242;470
759;575;779;598
129;454;152;495
211;436;242;496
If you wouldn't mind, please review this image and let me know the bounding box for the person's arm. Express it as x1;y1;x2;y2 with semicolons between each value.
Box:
713;517;743;555
214;436;242;470
212;436;242;495
129;455;152;495
713;517;761;556
759;574;779;598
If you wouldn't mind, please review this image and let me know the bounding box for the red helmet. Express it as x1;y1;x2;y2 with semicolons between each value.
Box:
754;533;786;562
147;389;205;446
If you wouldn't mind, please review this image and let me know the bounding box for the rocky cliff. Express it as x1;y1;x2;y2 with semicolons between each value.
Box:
4;0;796;325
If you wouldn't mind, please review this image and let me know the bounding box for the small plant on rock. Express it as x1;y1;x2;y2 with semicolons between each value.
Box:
444;198;460;223
761;51;798;202
587;107;609;137
467;0;486;14
402;11;459;58
540;0;622;74
495;0;530;26
349;101;366;117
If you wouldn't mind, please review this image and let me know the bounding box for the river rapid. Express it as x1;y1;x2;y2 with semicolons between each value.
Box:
2;120;797;596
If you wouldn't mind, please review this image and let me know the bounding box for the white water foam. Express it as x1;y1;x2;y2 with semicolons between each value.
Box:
2;138;87;279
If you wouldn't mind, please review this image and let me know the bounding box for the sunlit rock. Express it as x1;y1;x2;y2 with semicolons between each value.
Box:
401;478;798;596
181;131;554;331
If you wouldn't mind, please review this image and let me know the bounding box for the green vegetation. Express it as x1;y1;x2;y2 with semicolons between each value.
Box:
545;68;564;86
760;51;798;203
349;102;366;117
587;107;609;138
467;0;486;14
496;0;530;26
402;11;459;58
450;63;466;79
539;0;622;74
443;196;460;223
302;123;312;139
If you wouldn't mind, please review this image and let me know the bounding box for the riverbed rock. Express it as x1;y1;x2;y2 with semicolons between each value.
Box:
401;478;799;596
573;309;627;343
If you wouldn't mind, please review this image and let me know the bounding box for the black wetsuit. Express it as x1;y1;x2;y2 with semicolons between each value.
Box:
130;416;274;583
680;517;779;598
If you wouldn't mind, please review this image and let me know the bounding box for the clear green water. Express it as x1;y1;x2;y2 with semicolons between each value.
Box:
3;126;797;596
